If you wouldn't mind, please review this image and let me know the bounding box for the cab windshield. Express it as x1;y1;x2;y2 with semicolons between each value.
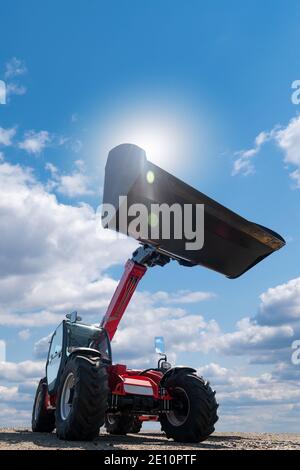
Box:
67;323;111;361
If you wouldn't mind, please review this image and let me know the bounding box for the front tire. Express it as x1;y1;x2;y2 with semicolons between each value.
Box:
32;378;55;433
55;354;109;441
160;371;218;443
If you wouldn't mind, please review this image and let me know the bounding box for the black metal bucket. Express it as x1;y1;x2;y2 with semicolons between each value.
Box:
102;143;285;278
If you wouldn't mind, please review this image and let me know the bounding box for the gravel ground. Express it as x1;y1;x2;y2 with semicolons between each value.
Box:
0;429;300;450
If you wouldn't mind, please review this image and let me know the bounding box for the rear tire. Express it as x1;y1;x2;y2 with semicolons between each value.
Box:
160;371;218;443
32;378;55;433
105;414;137;435
131;417;142;434
55;354;109;441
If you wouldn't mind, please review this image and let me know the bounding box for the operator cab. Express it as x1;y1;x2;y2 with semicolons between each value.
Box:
46;312;111;394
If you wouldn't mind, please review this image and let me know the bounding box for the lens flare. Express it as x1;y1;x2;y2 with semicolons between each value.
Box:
146;170;155;184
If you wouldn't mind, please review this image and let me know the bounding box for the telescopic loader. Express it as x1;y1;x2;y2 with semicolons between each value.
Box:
32;144;285;442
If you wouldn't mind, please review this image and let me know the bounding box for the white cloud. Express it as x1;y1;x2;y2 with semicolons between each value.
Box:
203;322;294;365
0;339;6;362
152;289;216;304
3;58;27;102
19;130;51;155
257;277;300;326
70;139;83;153
45;162;58;176
0;80;6;104
0;311;64;328
31;290;218;367
226;368;300;405
57;171;92;197
232;131;271;176
18;329;31;341
0;358;40;427
290;169;300;188
6;82;27;98
0;385;19;402
0;360;44;382
0;385;33;405
276;116;300;167
197;362;230;385
4;58;27;79
0;127;16;146
0;157;135;327
46;159;93;198
232;116;300;187
57;136;83;154
27;273;298;369
215;317;294;356
33;334;52;359
197;362;300;432
196;277;300;364
0;405;31;427
110;285;219;367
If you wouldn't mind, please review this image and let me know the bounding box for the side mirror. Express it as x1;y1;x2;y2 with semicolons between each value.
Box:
66;311;82;323
155;336;165;355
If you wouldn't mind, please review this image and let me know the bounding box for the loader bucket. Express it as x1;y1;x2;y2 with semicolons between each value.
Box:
102;143;285;278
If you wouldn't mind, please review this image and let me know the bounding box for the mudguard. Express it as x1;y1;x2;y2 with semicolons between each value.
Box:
68;348;111;364
159;367;197;387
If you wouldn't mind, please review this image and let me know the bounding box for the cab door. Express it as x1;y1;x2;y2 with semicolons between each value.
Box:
46;322;64;394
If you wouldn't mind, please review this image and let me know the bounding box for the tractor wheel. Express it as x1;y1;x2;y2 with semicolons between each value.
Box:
160;371;218;443
105;414;137;435
32;378;55;433
130;417;142;434
55;354;109;441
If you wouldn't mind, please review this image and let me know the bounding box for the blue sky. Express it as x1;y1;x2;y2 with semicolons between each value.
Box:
0;0;300;432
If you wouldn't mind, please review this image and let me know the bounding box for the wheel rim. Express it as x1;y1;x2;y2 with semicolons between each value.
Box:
34;390;43;421
106;414;116;425
167;387;190;427
60;372;75;421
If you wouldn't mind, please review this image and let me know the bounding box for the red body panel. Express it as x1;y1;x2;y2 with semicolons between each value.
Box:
108;364;172;401
139;415;158;422
45;390;56;410
47;366;171;410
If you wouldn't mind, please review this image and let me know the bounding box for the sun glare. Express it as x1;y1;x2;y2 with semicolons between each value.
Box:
92;97;206;176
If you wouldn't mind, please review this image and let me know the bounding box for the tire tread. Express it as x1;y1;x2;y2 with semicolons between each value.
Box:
160;372;218;443
56;355;109;441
